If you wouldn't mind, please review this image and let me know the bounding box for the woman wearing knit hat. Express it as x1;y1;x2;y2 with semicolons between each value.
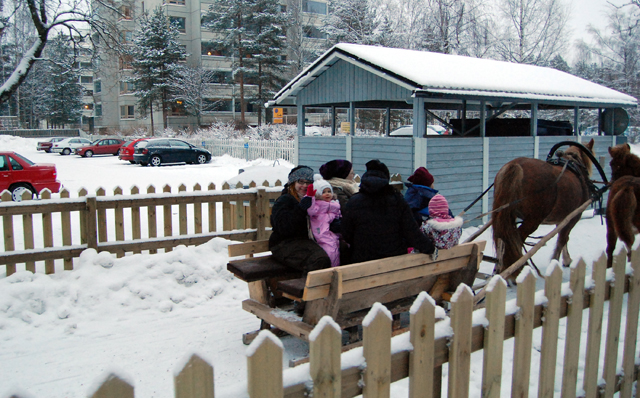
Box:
420;194;463;250
319;159;359;214
269;165;331;273
404;166;443;224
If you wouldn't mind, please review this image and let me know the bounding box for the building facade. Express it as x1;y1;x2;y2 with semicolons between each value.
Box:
92;0;328;133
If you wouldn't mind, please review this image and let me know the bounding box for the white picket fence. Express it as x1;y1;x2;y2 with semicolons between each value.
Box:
188;138;295;162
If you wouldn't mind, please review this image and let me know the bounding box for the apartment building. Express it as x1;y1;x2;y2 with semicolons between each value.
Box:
92;0;328;133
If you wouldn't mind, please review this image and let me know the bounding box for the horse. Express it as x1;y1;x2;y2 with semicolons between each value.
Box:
606;143;640;267
491;139;595;281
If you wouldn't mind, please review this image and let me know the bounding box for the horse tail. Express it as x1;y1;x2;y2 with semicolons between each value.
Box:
492;162;524;273
611;185;637;253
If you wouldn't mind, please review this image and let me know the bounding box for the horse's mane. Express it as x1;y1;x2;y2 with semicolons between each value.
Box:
609;143;640;180
562;141;594;177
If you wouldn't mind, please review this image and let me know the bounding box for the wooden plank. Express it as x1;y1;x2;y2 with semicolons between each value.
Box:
363;305;392;398
22;193;35;272
310;319;342;398
228;240;270;257
561;259;586;398
620;249;640;398
583;252;607;398
303;254;473;301
41;190;54;274
256;188;269;241
511;267;536;398
538;264;562;398
114;187;124;258
179;184;187;236
174;354;214;398
0;198;86;215
603;249;626;397
193;183;202;234
2;190;15;275
130;186;141;254
0;246;87;264
96;188;107;243
248;280;269;305
163;185;172;252
208;183;216;233
247;332;283;398
60;189;73;270
409;292;436;398
448;286;473;398
222;183;231;231
147;185;157;254
482;276;506;398
91;374;134;398
242;299;314;340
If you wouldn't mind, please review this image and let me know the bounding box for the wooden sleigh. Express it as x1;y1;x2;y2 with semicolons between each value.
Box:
227;239;486;345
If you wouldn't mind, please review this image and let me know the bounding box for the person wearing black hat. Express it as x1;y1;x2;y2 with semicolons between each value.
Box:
319;159;359;213
269;165;331;273
341;160;436;264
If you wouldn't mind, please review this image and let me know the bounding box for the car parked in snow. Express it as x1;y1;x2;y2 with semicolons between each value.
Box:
75;138;125;157
389;125;449;137
118;138;148;164
36;137;65;153
0;151;61;201
133;139;211;167
51;137;92;155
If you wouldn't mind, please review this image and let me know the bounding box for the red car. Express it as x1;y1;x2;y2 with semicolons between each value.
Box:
118;138;148;163
75;138;125;157
0;151;61;201
36;137;65;153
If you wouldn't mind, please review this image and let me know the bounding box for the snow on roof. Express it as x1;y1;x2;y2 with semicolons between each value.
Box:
273;43;637;107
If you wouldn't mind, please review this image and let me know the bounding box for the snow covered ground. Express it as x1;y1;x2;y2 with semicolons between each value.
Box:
0;136;635;397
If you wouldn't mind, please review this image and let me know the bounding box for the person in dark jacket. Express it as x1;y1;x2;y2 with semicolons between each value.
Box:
269;165;331;273
404;166;439;224
342;160;437;264
319;159;359;214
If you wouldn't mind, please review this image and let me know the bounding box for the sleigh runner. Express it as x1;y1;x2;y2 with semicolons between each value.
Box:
227;239;486;344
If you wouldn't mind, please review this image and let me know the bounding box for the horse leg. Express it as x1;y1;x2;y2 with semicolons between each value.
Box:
553;217;580;267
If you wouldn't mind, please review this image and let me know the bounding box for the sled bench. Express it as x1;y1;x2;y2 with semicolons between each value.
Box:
227;239;486;343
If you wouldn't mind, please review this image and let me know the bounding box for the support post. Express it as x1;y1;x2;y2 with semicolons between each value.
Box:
349;102;356;136
461;100;467;135
574;106;580;136
413;96;426;138
297;104;305;136
480;100;486;137
331;105;336;136
386;107;391;136
530;102;538;136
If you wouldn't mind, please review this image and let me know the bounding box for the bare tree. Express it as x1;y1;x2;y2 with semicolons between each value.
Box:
168;66;218;128
494;0;569;65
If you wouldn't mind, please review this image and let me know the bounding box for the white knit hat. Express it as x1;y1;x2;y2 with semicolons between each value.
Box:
313;174;333;196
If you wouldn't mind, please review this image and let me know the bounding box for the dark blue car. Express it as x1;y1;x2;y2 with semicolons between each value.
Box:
133;139;211;167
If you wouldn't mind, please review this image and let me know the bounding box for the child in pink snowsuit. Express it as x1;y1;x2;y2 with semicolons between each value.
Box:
306;174;342;267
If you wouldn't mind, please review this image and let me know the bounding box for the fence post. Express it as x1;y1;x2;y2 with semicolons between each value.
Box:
179;184;188;236
147;185;157;254
41;189;54;274
310;316;342;398
60;188;73;270
85;196;98;251
482;276;507;398
208;183;216;233
193;183;202;234
2;190;15;275
538;263;562;398
363;303;392;398
560;258;586;398
90;373;134;398
163;184;172;252
448;285;473;398
114;187;124;258
511;267;536;398
620;248;640;397
174;354;214;398
409;292;436;398
247;330;283;398
603;248;627;397
256;188;268;240
96;188;107;243
131;186;141;254
583;253;607;398
79;188;88;244
22;190;35;273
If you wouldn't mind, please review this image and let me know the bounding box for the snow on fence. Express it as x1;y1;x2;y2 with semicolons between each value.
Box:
15;249;639;398
187;138;296;162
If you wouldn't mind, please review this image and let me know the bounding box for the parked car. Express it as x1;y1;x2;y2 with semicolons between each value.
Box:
0;151;61;201
134;139;211;167
51;137;92;155
75;138;125;157
389;125;448;137
118;138;148;164
36;137;65;153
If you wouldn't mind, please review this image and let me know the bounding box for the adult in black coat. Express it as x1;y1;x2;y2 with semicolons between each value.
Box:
342;160;436;264
269;165;331;273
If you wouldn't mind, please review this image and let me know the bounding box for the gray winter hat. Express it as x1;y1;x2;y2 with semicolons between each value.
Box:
287;165;314;184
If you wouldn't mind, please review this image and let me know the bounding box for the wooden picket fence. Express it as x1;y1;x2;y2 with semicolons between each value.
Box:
61;247;640;398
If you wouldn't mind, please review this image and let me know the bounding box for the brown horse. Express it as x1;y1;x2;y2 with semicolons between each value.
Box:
606;143;640;267
492;139;595;280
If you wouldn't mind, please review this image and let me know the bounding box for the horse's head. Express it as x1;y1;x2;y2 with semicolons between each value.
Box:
563;138;594;177
608;143;640;181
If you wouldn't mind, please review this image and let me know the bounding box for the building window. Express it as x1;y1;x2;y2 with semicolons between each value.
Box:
120;105;135;119
171;100;186;116
119;55;133;70
303;0;327;14
203;99;233;112
95;104;102;117
280;4;286;12
201;42;230;57
209;70;232;83
303;25;326;39
80;76;93;84
83;103;94;110
120;81;134;94
94;81;101;93
120;31;133;43
166;0;185;4
84;89;93;96
119;5;132;19
170;17;186;33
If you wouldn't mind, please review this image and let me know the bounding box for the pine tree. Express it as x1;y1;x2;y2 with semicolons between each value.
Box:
42;33;83;128
128;7;187;135
323;0;381;45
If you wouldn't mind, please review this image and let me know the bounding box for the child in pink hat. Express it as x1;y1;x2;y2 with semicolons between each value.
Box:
420;194;462;249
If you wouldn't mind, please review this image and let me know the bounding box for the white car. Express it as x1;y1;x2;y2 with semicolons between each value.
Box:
51;137;93;155
389;125;448;137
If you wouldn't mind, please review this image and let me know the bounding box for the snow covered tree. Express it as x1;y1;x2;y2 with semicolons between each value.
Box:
494;0;569;65
205;0;256;128
168;66;218;128
128;7;187;135
41;33;83;128
284;0;328;75
323;0;382;45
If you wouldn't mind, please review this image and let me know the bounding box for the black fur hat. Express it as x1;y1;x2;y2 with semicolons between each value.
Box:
365;159;390;180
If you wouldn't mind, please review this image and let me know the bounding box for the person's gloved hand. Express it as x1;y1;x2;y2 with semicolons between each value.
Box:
299;196;312;210
306;184;316;197
329;218;342;233
430;247;439;262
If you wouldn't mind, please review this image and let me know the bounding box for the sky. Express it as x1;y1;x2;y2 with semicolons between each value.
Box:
0;136;637;397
